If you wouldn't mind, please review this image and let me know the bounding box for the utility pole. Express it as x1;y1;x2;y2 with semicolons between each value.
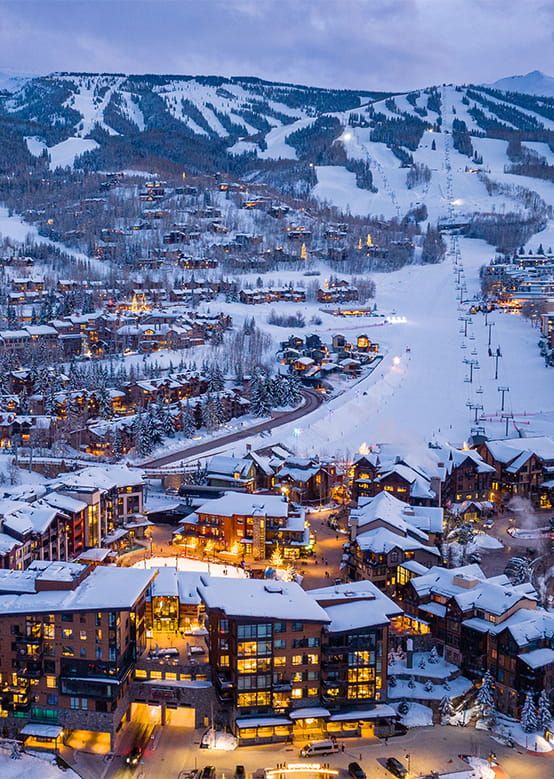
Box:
487;321;495;347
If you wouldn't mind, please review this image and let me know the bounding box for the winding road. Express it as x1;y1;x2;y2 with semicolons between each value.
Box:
142;388;324;468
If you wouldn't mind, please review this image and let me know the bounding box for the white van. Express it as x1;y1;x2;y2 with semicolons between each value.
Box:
300;739;340;757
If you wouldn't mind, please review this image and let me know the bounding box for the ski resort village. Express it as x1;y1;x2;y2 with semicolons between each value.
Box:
0;22;553;779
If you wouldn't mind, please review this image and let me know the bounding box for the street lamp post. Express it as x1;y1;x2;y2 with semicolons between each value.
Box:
494;347;502;380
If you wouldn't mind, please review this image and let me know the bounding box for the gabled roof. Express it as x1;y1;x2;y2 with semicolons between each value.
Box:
355;525;440;556
352;491;443;537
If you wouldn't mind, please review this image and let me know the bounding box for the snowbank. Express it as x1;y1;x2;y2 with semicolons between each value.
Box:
394;701;433;727
0;744;78;779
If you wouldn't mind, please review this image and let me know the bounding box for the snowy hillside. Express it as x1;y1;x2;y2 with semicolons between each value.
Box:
1;72;381;143
492;70;554;98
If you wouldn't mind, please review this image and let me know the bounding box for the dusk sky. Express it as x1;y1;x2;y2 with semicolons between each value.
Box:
1;0;552;91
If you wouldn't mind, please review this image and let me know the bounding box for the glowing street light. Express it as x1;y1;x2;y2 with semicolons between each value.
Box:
393;355;401;366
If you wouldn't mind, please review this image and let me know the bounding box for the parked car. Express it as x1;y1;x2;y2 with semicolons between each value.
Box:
483;519;495;528
385;757;408;778
348;762;366;779
125;745;144;767
300;740;340;757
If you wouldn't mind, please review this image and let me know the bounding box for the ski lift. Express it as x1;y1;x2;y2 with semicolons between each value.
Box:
476;385;484;394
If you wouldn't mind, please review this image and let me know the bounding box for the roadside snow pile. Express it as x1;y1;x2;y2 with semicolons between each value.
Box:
200;729;237;750
0;744;78;779
471;533;503;550
394;701;433;727
489;715;553;753
441;757;495;779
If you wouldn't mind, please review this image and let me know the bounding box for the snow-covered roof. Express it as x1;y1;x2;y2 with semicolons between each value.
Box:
289;707;330;720
329;704;396;721
43;491;87;513
485;436;554;464
355;525;440;556
196;491;290;518
308;580;402;632
518;647;554;669
198;578;330;622
0;566;155;615
60;464;144;491
353;491;443;537
207;455;254;479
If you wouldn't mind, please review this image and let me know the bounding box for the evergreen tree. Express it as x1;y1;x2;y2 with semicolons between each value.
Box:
213;394;226;426
97;385;113;419
537;689;551;730
44;384;58;416
287;372;303;407
208;364;225;393
429;645;439;664
182;400;196;438
439;695;454;724
250;373;271;417
504;556;531;585
476;670;495;714
521;691;538;733
202;395;219;431
112;426;124;459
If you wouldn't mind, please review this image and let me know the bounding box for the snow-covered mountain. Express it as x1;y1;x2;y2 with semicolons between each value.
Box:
0;69;34;94
0;71;553;233
491;70;554;98
0;72;383;143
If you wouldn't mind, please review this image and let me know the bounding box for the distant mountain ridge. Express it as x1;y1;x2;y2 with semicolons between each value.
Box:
491;70;554;98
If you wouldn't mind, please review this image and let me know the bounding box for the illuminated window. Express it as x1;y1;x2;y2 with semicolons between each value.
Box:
274;656;286;667
307;687;318;697
291;688;303;699
307;654;318;665
63;628;73;639
135;670;147;679
219;655;230;667
62;646;74;657
150;671;162;679
80;630;87;640
292;655;302;666
46;675;56;689
237;692;270;707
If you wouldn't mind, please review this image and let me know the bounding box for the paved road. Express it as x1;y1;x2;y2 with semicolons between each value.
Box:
142;389;324;468
104;722;549;779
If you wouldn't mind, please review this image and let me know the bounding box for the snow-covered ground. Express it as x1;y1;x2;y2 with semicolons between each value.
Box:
0;744;77;779
394;701;434;727
132;556;247;578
